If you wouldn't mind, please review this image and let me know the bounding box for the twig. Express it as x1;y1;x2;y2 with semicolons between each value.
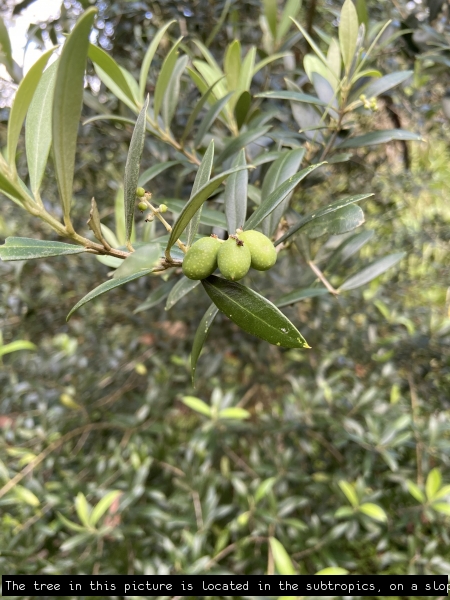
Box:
308;261;339;296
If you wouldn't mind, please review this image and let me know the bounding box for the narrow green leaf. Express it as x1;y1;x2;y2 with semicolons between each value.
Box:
191;303;219;384
113;243;161;279
350;71;412;103
57;512;87;533
225;149;247;234
25;60;58;195
202;275;309;348
263;0;278;38
14;485;40;507
124;96;149;244
194;92;234;148
276;287;328;308
186;140;214;247
153;37;183;120
7;48;55;169
193;40;224;80
166;277;200;311
164;199;227;229
75;492;91;528
336;129;423;149
251;150;284;167
181;76;225;144
252;52;288;76
90;491;121;527
355;0;369;29
359;502;387;522
139;20;176;100
219;407;250;420
0;17;13;73
406;480;425;503
339;0;359;73
82;114;136;126
256;90;329;107
335;506;354;518
67;269;154;321
234;91;252;130
134;279;175;314
339;252;405;291
88;43;134;105
162;54;189;130
426;468;442;501
60;532;93;552
237;46;256;95
325;229;374;270
260;148;305;236
338;480;359;507
255;477;277;503
305;204;364;239
0;341;36;358
216;125;271;165
431;502;450;516
275;193;373;246
165;164;251;257
0;237;85;261
224;40;242;92
291;17;328;67
433;485;450;501
246;162;325;232
316;567;348;575
278;0;301;40
182;395;212;417
53;8;97;221
269;538;296;575
87;197;104;244
138;161;180;188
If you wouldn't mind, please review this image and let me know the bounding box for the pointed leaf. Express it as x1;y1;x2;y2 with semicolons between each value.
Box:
134;279;175;314
224;40;242;92
433;485;450;501
219;407;250;420
278;0;302;40
0;237;85;261
237;46;256;95
269;538;296;575
234;91;252;129
164;199;227;229
351;71;413;103
245;162;325;232
431;502;450;516
113;243;161;279
276;287;328;308
67;269;154;321
316;567;348;575
138;161;180;188
7;48;55;169
60;532;93;552
359;502;387;522
336;129;423;149
0;341;36;358
90;491;121;527
88;43;135;106
186;140;214;247
75;492;91;528
339;0;359;73
260;148;305;236
216;125;271;165
191;303;219;384
255;477;277;503
162;54;189;130
339;252;405;291
153;37;183;120
305;204;364;239
225;149;247;234
406;480;425;503
326;229;374;270
165;164;251;257
82;114;136;126
182;395;212;417
87;197;104;243
256;89;328;107
338;480;358;507
124;96;149;244
53;8;97;221
181;76;225;144
25;60;58;195
202;275;309;348
275;193;373;246
166;277;200;311
14;485;40;507
194;92;234;148
57;512;87;533
139;20;176;99
426;468;442;501
263;0;278;38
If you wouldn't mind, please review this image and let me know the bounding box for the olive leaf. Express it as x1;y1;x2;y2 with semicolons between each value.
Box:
202;275;309;348
191;303;219;385
0;237;85;261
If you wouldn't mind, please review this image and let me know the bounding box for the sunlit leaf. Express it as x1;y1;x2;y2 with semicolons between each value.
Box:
90;491;121;527
359;502;387;522
269;537;296;575
426;468;442;501
218;407;251;420
338;480;359;507
406;480;425;503
255;477;277;503
75;492;91;528
182;395;212;417
0;341;36;358
88;43;135;108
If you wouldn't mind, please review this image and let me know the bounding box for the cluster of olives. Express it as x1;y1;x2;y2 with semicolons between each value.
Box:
182;230;277;281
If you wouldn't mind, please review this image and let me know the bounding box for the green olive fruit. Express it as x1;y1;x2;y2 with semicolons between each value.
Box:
137;202;147;211
217;237;251;281
136;187;146;197
182;236;221;280
238;230;277;271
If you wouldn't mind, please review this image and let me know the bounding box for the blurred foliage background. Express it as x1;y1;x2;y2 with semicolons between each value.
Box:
0;0;449;596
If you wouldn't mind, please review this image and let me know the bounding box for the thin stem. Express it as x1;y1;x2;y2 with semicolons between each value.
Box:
145;114;201;166
142;195;187;253
308;261;339;295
